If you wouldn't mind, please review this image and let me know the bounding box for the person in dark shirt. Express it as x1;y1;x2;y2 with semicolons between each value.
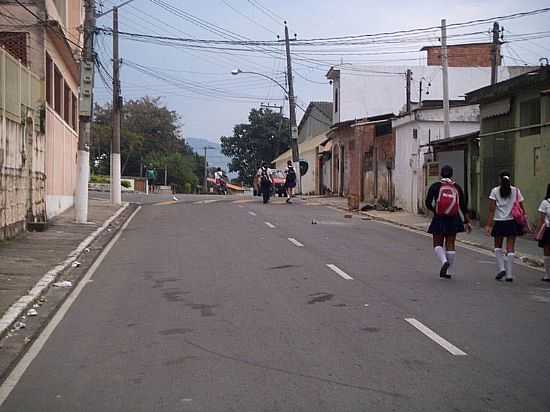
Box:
425;165;471;278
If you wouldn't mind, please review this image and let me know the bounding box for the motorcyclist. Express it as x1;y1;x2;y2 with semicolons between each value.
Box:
214;168;227;194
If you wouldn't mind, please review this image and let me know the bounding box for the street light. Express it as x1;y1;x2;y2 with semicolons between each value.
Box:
231;69;289;97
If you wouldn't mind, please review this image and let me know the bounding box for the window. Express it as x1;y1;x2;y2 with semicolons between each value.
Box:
0;32;28;66
72;92;77;130
520;98;541;137
334;88;339;113
64;82;70;124
412;128;418;139
375;122;392;137
45;54;52;105
54;66;62;116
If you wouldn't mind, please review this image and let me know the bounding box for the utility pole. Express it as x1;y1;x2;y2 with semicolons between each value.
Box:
202;146;214;193
75;0;96;223
284;22;301;194
405;69;412;113
440;18;450;140
111;6;122;205
203;147;208;194
490;22;500;85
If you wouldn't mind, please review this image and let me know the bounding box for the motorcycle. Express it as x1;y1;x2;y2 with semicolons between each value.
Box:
215;179;228;195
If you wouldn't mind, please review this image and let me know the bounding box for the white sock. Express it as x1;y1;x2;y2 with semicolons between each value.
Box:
544;257;550;279
434;246;448;265
495;248;505;273
446;251;456;274
506;253;515;279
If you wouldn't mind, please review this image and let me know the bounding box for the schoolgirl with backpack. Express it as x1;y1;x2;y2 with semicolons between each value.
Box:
425;165;471;279
535;183;550;282
485;172;527;282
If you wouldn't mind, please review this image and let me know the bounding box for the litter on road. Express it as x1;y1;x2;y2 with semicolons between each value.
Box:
26;309;38;317
53;281;73;288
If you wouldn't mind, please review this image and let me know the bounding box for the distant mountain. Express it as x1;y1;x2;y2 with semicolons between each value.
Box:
185;137;237;178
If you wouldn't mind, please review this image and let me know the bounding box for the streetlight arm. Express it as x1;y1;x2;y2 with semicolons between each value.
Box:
233;70;288;96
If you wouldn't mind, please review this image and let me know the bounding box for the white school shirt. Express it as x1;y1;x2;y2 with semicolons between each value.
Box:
489;186;524;221
538;199;550;227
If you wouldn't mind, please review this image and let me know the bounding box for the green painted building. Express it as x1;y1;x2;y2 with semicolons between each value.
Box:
466;66;550;225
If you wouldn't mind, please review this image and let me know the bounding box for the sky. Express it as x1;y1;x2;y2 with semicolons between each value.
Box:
94;0;550;143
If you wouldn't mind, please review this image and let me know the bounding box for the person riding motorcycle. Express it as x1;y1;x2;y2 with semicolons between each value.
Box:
214;168;227;194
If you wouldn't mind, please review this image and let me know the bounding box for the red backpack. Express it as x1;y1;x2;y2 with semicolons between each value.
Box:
435;182;459;216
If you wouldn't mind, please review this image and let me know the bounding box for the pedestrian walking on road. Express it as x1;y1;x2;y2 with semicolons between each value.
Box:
536;183;550;282
257;163;273;204
285;160;297;204
425;165;471;279
485;172;527;282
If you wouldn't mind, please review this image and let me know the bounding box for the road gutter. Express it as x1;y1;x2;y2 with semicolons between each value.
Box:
0;203;130;338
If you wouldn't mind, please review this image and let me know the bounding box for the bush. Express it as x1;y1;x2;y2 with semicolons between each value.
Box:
121;180;131;189
184;182;192;193
90;175;110;184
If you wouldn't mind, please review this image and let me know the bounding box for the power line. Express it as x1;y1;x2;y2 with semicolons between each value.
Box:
220;0;277;35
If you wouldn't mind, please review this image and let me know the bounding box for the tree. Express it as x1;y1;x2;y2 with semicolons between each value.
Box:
220;108;290;185
91;96;203;192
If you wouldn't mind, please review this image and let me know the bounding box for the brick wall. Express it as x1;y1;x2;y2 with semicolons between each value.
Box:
425;43;501;67
330;120;396;208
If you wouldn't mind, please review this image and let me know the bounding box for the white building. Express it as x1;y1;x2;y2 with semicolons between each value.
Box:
393;103;480;214
327;65;530;125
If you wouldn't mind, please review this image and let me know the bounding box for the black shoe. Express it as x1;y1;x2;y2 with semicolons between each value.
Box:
440;262;451;278
505;277;514;282
542;278;550;282
495;271;506;281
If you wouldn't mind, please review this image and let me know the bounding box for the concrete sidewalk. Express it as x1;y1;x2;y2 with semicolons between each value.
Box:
0;199;132;336
303;195;544;268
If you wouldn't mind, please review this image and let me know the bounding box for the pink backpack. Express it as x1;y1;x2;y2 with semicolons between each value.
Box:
511;189;527;227
436;182;459;217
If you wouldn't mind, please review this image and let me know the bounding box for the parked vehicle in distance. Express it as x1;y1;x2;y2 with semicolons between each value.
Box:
252;168;287;197
270;169;287;197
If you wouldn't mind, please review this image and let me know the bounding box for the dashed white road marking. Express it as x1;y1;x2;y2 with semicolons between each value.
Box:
405;318;467;356
248;211;257;216
265;222;276;229
326;264;353;280
287;237;304;247
193;199;221;205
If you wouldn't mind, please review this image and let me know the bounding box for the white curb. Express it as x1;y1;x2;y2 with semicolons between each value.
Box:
0;203;130;336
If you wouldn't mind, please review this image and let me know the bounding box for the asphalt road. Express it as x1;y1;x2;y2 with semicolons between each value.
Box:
1;195;549;411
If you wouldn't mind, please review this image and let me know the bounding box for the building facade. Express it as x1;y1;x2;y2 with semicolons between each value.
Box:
393;103;480;215
0;1;83;239
466;66;550;225
0;0;84;226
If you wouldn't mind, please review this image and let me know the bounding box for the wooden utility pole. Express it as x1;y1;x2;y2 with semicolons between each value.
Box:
75;0;96;223
405;69;412;113
490;22;500;85
440;19;450;140
111;6;122;204
284;22;301;194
